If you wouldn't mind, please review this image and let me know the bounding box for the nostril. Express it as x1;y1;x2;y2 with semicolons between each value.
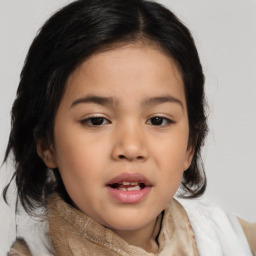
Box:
118;155;144;160
118;155;145;160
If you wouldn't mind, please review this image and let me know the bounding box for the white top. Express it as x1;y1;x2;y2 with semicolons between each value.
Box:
4;196;254;255
177;198;252;256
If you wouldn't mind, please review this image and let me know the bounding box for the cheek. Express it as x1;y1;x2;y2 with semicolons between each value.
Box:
53;135;107;205
152;131;189;196
53;128;110;184
153;130;189;169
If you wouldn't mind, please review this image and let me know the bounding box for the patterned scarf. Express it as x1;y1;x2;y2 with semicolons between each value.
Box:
47;194;199;256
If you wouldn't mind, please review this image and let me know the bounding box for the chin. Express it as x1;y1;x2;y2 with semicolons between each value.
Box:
102;212;157;231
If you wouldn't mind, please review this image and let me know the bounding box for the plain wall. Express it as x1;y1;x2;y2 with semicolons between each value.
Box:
0;0;255;253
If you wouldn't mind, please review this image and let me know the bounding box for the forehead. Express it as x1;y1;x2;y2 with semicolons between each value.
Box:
64;43;186;107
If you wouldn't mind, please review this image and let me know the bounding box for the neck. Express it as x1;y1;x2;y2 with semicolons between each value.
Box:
113;213;163;254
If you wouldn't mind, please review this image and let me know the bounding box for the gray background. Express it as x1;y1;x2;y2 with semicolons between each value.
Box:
1;0;255;253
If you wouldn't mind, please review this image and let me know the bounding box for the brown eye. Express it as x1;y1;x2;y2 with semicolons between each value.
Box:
151;117;164;125
81;117;110;126
90;117;105;125
147;116;173;126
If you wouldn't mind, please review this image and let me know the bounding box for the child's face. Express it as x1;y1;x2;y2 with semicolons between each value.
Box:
41;43;193;233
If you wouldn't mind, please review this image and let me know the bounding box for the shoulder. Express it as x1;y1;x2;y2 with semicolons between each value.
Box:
176;197;254;256
9;238;31;256
14;202;54;255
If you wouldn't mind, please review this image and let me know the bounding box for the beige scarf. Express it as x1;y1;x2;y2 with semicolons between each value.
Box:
47;194;199;256
10;194;256;255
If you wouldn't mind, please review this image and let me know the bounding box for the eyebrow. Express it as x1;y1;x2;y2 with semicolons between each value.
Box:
142;96;184;109
70;94;183;109
71;95;117;108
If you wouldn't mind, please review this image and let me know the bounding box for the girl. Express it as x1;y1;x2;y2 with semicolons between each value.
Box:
3;0;255;255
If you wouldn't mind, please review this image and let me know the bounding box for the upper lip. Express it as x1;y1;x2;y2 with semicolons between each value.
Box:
106;172;152;187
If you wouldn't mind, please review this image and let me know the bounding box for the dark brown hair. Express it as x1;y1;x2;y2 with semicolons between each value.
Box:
3;0;208;214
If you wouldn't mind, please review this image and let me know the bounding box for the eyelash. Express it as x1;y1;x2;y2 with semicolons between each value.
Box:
80;116;111;126
146;116;174;126
80;115;174;127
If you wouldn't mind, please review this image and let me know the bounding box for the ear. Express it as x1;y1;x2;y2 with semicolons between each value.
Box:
183;145;194;171
36;139;57;169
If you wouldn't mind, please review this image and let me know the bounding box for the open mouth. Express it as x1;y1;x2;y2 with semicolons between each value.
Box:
106;173;152;203
109;181;147;191
106;172;152;192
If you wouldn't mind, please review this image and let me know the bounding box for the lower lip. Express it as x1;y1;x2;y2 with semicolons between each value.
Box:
106;186;151;204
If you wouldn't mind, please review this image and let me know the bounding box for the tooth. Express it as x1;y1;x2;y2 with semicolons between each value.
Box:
122;181;130;185
127;186;140;191
118;187;127;191
131;182;138;185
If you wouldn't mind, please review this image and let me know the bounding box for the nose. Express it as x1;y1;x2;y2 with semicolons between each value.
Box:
111;122;149;162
